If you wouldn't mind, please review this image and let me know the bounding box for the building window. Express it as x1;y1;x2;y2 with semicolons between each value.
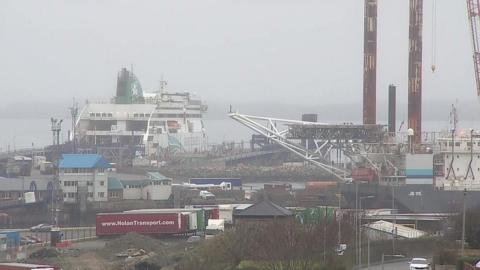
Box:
88;192;93;198
98;168;105;173
98;192;105;198
78;168;92;174
87;181;93;186
68;193;75;198
64;193;67;198
100;181;104;186
64;181;78;187
109;191;120;198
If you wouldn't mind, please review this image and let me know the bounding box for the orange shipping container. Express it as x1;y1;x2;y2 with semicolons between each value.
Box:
304;181;337;192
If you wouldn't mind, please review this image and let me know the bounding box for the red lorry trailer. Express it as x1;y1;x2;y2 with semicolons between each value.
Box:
96;212;189;236
0;263;57;270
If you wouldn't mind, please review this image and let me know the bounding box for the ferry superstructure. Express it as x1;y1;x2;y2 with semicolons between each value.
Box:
434;131;480;190
75;68;208;156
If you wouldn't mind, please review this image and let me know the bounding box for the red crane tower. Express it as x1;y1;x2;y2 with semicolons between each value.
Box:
363;0;378;125
466;0;480;98
408;0;423;145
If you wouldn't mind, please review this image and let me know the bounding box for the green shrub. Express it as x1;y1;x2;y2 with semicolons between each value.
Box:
456;256;480;270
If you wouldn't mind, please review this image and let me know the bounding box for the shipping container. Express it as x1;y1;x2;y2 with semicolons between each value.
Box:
264;183;292;193
0;263;57;270
351;168;377;182
304;181;337;192
196;209;206;231
296;206;337;224
0;231;20;251
96;212;189;236
188;211;197;230
184;205;220;220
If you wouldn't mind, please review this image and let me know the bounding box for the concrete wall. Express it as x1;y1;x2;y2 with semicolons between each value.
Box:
123;187;142;200
142;184;172;201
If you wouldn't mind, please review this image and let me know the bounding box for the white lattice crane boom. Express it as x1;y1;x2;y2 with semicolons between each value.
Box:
467;0;480;97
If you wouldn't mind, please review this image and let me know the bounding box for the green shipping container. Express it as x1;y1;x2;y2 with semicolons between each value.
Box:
296;206;336;224
197;209;206;231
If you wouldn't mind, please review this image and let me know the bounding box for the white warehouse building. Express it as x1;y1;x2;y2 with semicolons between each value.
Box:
120;172;172;201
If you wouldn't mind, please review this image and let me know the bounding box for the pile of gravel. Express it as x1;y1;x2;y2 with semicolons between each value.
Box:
101;233;165;258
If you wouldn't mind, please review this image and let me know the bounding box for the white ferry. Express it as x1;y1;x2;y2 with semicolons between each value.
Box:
75;68;208;156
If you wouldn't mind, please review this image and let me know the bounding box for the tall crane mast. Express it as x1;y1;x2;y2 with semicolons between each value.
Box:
466;0;480;97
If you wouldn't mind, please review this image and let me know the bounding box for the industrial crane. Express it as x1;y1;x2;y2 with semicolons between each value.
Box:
466;0;480;97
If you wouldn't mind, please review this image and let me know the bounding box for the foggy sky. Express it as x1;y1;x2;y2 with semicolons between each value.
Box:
0;0;477;122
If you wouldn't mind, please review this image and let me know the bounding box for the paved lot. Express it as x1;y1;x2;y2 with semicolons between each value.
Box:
72;239;106;250
359;258;432;270
359;260;410;269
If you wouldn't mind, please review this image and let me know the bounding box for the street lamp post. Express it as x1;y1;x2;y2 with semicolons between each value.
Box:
381;254;405;270
359;195;375;269
367;234;370;270
462;188;467;256
355;182;359;266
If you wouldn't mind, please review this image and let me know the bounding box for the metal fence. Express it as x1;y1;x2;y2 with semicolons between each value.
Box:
16;226;96;245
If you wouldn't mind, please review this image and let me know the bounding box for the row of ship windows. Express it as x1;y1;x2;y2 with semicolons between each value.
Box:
90;113;114;118
440;142;480;147
446;155;480;159
89;113;201;118
136;113;201;118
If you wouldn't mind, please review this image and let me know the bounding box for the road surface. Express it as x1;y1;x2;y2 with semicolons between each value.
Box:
359;259;424;270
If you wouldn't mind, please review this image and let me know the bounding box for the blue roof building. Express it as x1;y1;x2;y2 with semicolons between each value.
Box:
58;154;110;203
59;154;110;169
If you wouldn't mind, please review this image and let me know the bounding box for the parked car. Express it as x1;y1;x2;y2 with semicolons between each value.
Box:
199;190;215;200
20;235;43;245
409;258;429;270
26;235;43;243
30;224;53;232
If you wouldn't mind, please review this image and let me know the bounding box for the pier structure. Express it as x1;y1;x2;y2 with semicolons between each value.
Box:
229;112;401;181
